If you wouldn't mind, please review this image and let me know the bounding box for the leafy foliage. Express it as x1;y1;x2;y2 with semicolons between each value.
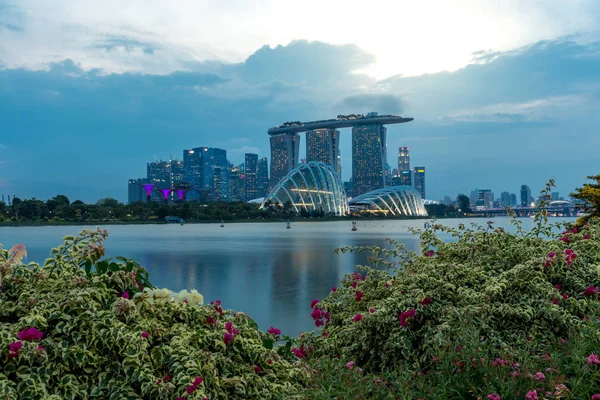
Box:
0;230;310;399
571;173;600;226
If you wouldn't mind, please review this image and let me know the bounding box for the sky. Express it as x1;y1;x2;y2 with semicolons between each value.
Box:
1;0;600;202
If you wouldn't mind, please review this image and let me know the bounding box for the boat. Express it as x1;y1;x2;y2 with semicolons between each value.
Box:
351;220;357;231
286;220;291;229
220;218;224;228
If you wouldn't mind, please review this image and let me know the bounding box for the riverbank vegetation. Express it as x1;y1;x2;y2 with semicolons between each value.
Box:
1;179;599;399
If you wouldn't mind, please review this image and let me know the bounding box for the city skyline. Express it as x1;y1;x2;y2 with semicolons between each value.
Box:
2;2;599;202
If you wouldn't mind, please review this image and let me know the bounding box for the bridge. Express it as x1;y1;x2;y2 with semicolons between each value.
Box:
267;114;413;135
471;204;578;218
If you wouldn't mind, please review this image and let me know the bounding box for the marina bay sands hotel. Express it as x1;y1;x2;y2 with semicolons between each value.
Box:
268;112;413;197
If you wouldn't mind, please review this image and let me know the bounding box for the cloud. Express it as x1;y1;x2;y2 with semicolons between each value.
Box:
0;143;8;150
336;94;405;115
93;37;155;55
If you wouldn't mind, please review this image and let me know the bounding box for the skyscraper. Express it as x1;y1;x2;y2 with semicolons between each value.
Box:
413;167;426;199
510;193;517;207
229;163;245;202
270;133;300;188
352;124;387;197
521;185;532;207
257;157;269;198
183;149;203;187
170;159;184;186
244;153;258;201
477;189;494;208
306;128;341;178
128;178;147;204
398;146;410;171
147;160;171;188
183;147;229;201
400;169;412;186
500;191;511;207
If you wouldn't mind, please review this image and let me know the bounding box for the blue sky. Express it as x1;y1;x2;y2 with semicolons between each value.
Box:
1;1;600;202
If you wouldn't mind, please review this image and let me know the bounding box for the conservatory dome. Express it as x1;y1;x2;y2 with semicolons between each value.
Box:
349;186;428;217
261;162;349;216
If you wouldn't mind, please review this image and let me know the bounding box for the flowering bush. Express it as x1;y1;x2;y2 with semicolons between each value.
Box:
298;184;600;398
0;229;310;399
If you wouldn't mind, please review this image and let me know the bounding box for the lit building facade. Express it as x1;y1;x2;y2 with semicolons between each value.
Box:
398;146;410;171
351;124;387;197
413;167;426;200
349;186;428;217
477;189;494;208
229;163;245;202
262;162;349;216
270;133;300;189
147;160;172;188
244;153;258;201
170;160;184;186
182;147;229;201
400;169;412;186
306;128;341;178
257;157;269;198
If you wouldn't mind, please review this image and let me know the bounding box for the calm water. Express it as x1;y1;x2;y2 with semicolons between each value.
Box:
0;217;575;336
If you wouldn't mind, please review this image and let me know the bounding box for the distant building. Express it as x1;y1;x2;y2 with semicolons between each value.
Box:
344;180;352;197
391;176;403;186
244;153;258;201
500;191;511;207
477;189;494;208
229;163;245;202
270;133;300;188
182;147;229;201
510;193;517;207
521;185;532;207
352;124;387;197
400;169;412;186
128;178;147;204
170;159;184;186
147;160;172;188
413;167;426;200
551;192;560;201
306;128;341;178
212;166;229;201
398;146;410;172
470;190;478;206
443;196;452;206
257;157;269;198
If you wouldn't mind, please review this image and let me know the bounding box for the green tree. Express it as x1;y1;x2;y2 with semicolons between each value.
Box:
96;198;120;208
571;173;600;225
456;194;471;213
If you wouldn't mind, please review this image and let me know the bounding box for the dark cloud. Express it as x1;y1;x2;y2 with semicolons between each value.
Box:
336;94;405;115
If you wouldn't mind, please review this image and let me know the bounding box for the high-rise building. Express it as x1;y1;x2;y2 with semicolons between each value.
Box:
170;159;184;186
510;193;517;207
477;189;494;208
398;146;410;172
400;169;412;186
521;185;532;207
183;147;229;201
470;190;478;206
270;133;300;188
500;191;511;207
229;163;245;202
306;128;341;178
413;167;426;199
244;153;258;201
128;178;147;204
352;124;387;196
343;181;352;197
257;157;269;198
147;160;171;188
443;196;452;206
183;149;203;186
551;192;560;201
212;166;229;201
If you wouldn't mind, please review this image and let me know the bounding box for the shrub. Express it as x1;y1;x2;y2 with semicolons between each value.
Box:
0;229;310;399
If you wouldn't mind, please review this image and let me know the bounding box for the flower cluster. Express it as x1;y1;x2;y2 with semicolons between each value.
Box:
291;344;308;359
398;309;416;328
134;287;204;305
587;353;600;365
310;299;330;327
267;326;281;336
224;321;239;344
184;376;203;396
564;249;577;266
18;327;44;341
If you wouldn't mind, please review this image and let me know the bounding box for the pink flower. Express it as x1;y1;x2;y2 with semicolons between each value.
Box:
331;287;337;292
369;308;375;313
193;376;203;385
37;345;45;352
584;286;597;297
225;321;233;333
18;327;44;341
183;299;188;303
353;314;363;322
534;372;545;380
346;361;355;369
547;252;556;258
587;353;600;365
355;291;364;302
591;394;600;400
511;371;521;377
141;331;149;338
223;333;234;344
419;297;432;306
487;394;501;400
584;234;591;240
254;365;261;374
551;299;559;305
206;316;216;324
310;299;319;309
562;293;568;300
267;326;281;335
122;291;130;299
525;390;538;400
163;375;171;382
398;309;416;327
8;341;22;353
424;250;434;257
291;345;307;359
559;236;569;242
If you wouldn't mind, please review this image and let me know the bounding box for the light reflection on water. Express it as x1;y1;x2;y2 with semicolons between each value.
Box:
0;217;576;336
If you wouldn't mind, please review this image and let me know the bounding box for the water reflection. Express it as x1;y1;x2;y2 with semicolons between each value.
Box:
0;217;575;335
